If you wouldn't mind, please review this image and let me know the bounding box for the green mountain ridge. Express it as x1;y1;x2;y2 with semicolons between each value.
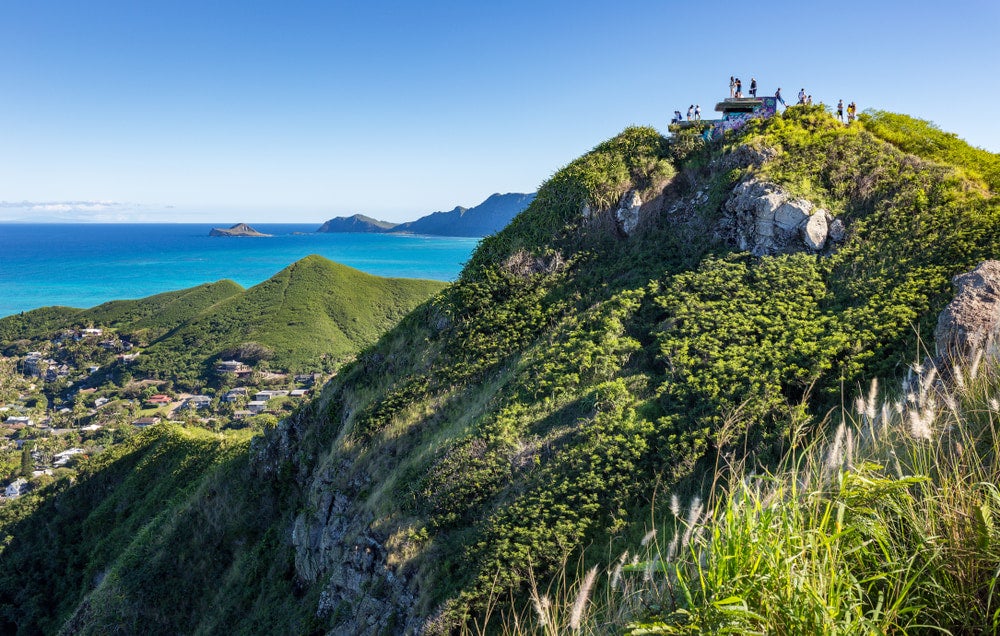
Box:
3;107;1000;634
0;255;447;385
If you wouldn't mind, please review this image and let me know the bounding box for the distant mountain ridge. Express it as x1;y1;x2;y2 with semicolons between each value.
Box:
316;192;536;237
315;214;397;233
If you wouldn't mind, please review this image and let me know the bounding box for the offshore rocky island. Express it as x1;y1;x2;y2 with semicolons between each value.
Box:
2;104;1000;634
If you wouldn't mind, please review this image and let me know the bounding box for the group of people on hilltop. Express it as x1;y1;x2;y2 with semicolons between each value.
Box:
836;99;858;123
729;76;759;99
671;105;701;124
671;76;860;127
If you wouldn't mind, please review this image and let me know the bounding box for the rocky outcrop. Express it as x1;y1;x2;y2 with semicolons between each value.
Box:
292;485;416;634
934;261;1000;361
208;223;270;237
720;179;843;255
716;144;779;173
614;190;643;236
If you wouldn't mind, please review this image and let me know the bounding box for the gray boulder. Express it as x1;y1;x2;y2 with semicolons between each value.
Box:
934;260;1000;361
801;212;829;251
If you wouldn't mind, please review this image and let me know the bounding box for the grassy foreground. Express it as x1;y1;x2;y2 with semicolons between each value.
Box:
489;354;1000;634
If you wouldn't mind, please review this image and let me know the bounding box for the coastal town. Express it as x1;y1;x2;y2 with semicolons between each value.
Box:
0;325;324;502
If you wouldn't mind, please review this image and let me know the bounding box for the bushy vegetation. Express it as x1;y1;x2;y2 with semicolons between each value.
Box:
0;424;326;635
504;355;1000;634
3;107;999;634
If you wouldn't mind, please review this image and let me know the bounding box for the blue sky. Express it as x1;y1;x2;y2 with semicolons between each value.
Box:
1;0;996;223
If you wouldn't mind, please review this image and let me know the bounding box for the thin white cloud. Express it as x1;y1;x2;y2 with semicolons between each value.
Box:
0;200;149;222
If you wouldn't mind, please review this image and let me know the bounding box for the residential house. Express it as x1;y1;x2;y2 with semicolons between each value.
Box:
5;416;33;428
23;353;45;376
246;400;268;414
146;394;172;406
94;397;110;408
221;387;249;403
133;416;160;428
216;360;250;374
184;395;212;410
232;410;252;420
289;389;309;398
45;364;70;382
254;390;289;402
53;448;85;467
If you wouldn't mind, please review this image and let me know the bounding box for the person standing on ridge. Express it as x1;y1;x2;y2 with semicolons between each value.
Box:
730;76;736;97
687;105;694;121
806;95;813;105
775;87;786;107
749;77;757;97
798;88;806;104
735;77;743;98
694;104;701;121
837;99;844;122
847;101;857;123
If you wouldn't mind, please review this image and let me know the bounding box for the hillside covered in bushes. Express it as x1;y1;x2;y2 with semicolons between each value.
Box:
2;105;999;634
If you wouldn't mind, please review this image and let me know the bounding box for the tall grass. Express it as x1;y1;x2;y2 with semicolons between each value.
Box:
482;353;1000;634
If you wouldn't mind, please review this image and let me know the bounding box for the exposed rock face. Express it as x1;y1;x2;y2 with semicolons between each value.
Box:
934;260;1000;361
614;189;643;236
208;223;270;237
801;212;829;251
721;179;841;255
716;144;779;173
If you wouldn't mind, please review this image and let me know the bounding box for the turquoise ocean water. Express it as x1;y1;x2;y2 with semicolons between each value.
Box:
0;224;480;318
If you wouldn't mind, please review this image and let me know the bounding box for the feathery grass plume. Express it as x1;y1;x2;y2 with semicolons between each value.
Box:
568;566;598;630
944;394;959;416
866;378;879;421
681;496;703;550
610;551;628;590
532;594;551;627
908;408;933;440
970;349;983;381
666;533;680;562
823;422;847;478
845;426;855;468
643;555;658;583
640;528;656;547
854;396;866;417
669;492;681;518
953;365;965;390
990;397;999;413
921;366;939;399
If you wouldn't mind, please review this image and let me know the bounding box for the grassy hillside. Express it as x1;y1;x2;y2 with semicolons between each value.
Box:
0;425;316;635
2;107;998;634
133;255;447;382
0;255;447;386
